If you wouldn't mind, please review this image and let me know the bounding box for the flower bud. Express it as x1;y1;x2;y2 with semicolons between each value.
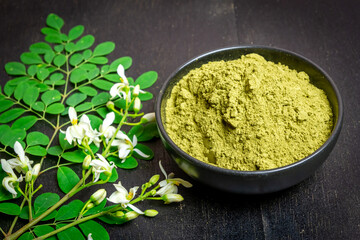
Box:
144;209;158;217
32;164;41;179
83;155;92;170
115;211;125;218
106;101;115;110
90;189;106;205
124;211;139;221
149;174;160;186
140;112;155;124
134;97;141;113
133;85;140;97
86;202;95;210
25;171;32;183
162;194;184;204
149;189;157;196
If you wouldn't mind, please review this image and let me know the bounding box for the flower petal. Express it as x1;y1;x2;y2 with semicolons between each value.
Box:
158;161;168;179
127;204;144;214
1;159;15;177
68;107;77;123
14;141;25;161
133;148;150;158
103;112;115;129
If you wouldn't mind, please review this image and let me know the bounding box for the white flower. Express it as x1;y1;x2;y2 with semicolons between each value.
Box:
134;97;141;113
1;159;23;198
140;112;156;124
110;83;130;100
133;85;140;97
156;161;192;197
89;154;116;183
99;112;116;142
61;107;99;146
117;64;129;85
111;133;149;162
7;141;33;173
90;189;107;205
107;181;143;214
87;233;93;240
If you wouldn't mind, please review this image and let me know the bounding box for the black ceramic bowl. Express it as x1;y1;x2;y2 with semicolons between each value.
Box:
155;46;343;194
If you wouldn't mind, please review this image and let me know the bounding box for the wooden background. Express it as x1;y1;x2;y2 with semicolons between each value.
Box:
0;0;359;239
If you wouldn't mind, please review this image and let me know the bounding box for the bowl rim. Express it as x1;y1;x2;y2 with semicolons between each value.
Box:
155;45;344;176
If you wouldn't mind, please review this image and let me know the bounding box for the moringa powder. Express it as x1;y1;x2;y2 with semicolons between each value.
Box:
165;53;333;171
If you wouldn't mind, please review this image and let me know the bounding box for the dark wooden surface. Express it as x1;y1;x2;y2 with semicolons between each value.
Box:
0;0;359;239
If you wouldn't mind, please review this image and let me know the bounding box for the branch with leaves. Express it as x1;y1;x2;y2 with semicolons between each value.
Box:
0;13;191;240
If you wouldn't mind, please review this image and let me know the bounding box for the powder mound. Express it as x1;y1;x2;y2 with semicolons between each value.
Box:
165;53;333;171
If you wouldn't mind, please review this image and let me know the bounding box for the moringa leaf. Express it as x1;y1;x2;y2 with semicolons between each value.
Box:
93;41;115;57
46;13;64;31
135;71;158;90
57;166;80;194
36;67;50;81
27;65;38;76
41;89;61;105
14;82;28;100
75;102;92;112
23;86;40;106
0;108;25;123
91;92;110;106
114;156;138;169
45;34;62;44
68;25;84;41
70;68;87;83
47;145;63;156
41;27;58;35
91;80;113;91
44;50;55;63
87;68;100;80
79;220;110;240
69;53;84;66
62;150;86;163
34;192;60;218
109;57;132;72
53;54;66;67
12;116;38;131
75;35;95;51
57;225;85;240
0;99;14;113
26;131;50;146
45;103;65;114
0;202;21;215
78;86;97;96
26;146;47;156
32;102;45;112
66;93;87;107
30;42;52;54
83;49;92;60
55;200;84;221
17;232;33;240
20;52;43;65
33;225;57;240
138;91;153;101
5;62;27;75
54;44;64;53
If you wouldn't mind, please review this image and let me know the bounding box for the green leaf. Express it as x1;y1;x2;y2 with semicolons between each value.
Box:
12;116;38;131
0;99;14;112
20;52;43;65
0;202;21;215
26;146;47;156
33;225;57;240
53;54;66;67
36;67;50;81
98;214;127;225
87;68;100;80
47;145;63;156
59;132;75;151
5;62;27;75
69;53;84;66
100;167;118;183
26;131;49;146
104;74;120;82
138;91;153;101
57;224;85;240
41;27;58;35
79;63;97;71
34;192;60;217
44;50;55;63
41;90;61;105
68;25;84;41
45;34;62;44
30;42;52;54
93;41;115;57
75;102;92;112
135;71;158;89
75;35;95;51
88;57;108;64
56;200;84;221
17;232;33;240
66;93;87;107
84;199;106;216
46;103;65;114
0;125;26;147
83;49;92;60
32;102;45;112
114;156;138;169
0;108;25;123
109;57;132;72
79;86;97;96
91;92;110;106
87;114;102;130
62;150;86;163
27;65;38;76
70;68;87;83
57;166;80;194
14;82;28;100
79;220;110;240
20;205;57;221
23;86;40;106
137;122;159;141
128;125;144;139
46;13;64;31
133;144;154;160
54;44;64;53
65;42;76;52
92;80;113;91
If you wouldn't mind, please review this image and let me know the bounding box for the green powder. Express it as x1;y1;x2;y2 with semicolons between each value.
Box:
165;53;333;171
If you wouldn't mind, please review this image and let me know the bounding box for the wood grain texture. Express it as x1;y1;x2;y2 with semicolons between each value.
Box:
0;0;359;239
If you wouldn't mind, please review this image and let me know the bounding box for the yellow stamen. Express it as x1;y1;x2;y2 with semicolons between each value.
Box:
71;119;78;125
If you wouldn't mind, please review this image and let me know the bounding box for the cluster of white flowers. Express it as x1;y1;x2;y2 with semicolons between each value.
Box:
1;142;40;198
